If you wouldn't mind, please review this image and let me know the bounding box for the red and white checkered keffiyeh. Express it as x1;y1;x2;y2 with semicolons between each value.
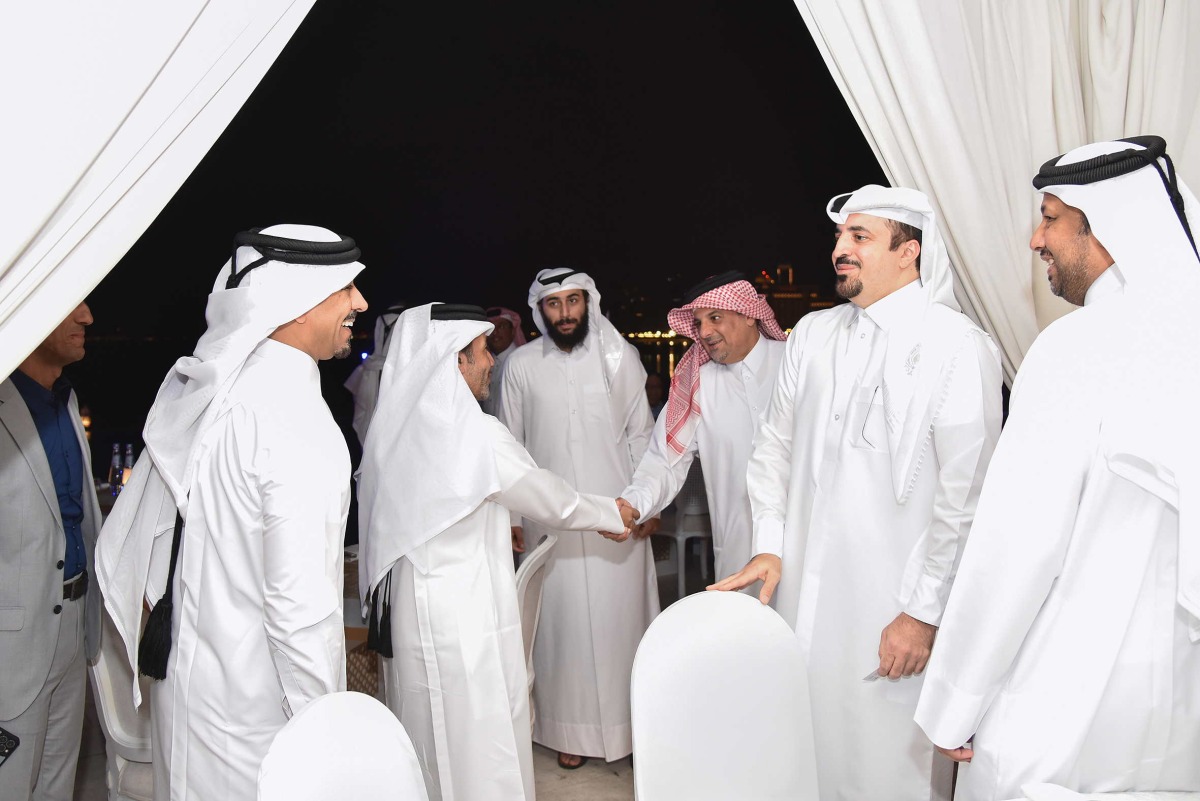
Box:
663;280;786;460
485;306;527;346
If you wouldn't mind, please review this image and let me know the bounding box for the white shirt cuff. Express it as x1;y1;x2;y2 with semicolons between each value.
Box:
753;518;785;558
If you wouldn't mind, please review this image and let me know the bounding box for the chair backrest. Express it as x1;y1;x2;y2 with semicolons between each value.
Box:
88;604;153;763
258;691;428;801
631;591;819;800
676;459;709;516
515;531;558;672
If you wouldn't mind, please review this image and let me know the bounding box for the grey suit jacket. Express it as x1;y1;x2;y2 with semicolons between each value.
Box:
0;376;102;720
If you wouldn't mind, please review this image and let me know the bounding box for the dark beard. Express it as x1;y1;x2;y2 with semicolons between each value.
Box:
834;274;863;300
547;309;590;349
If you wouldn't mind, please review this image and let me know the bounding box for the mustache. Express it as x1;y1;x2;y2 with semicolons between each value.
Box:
835;256;861;269
554;317;579;327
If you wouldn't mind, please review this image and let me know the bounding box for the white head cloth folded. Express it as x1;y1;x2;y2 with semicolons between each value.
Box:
527;267;626;390
1035;137;1200;640
344;303;405;444
96;224;364;704
662;275;786;463
357;303;497;600
826;184;960;312
1034;138;1200;290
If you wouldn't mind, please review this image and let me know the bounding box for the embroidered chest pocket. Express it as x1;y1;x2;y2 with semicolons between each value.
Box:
850;385;887;452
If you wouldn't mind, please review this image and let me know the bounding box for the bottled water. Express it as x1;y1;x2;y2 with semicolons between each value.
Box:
108;443;122;497
122;443;135;488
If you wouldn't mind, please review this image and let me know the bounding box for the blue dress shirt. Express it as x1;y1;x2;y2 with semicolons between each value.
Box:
11;370;86;578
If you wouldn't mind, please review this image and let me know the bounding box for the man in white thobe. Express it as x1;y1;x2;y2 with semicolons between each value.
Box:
96;225;367;801
357;302;631;801
915;136;1200;799
344;302;404;447
713;186;1003;801
480;306;525;417
498;268;658;768
618;271;786;587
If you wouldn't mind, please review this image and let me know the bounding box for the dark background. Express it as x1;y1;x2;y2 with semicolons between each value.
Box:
75;0;883;466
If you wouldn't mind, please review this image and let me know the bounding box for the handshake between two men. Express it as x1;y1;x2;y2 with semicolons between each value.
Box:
509;498;659;552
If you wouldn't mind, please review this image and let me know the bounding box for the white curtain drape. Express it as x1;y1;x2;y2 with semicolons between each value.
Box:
796;0;1200;381
0;0;318;379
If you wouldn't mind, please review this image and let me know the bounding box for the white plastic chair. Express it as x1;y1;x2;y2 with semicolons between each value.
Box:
88;606;154;801
658;460;712;599
514;531;558;726
631;591;819;800
257;691;428;801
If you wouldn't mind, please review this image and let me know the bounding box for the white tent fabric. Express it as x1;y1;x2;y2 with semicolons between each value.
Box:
0;0;318;379
796;0;1200;381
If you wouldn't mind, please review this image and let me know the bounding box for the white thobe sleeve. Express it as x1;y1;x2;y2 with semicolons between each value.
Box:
485;418;625;534
747;325;803;558
621;411;696;523
914;340;1092;749
614;345;654;469
903;331;1003;626
497;355;527;528
257;414;346;716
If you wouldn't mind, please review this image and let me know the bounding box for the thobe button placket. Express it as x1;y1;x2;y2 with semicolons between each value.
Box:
53;604;62;615
834;414;840;421
57;559;64;569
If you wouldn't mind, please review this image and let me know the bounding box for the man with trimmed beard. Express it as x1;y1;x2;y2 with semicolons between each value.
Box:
712;186;1003;800
498;268;657;769
97;225;367;801
916;136;1200;799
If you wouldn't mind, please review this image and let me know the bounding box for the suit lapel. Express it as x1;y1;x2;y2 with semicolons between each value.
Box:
67;390;102;548
0;378;63;525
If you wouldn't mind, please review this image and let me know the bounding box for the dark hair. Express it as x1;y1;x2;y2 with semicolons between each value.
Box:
885;219;922;271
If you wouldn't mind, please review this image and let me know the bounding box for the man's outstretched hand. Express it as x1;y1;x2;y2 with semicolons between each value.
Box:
511;526;525;553
707;553;781;605
599;499;633;542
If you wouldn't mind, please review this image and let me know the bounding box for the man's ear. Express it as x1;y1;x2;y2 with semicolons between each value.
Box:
900;239;921;270
457;351;466;366
293;313;310;325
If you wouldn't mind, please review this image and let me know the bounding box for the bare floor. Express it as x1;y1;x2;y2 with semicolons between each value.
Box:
75;529;709;800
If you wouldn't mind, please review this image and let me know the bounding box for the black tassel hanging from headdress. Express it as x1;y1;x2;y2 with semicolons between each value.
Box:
366;572;394;658
138;511;184;680
377;572;393;658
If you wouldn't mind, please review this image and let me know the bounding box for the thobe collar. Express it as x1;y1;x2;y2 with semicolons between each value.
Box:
257;337;322;383
853;279;926;333
723;334;769;381
1084;263;1125;307
542;332;591;358
494;342;518;363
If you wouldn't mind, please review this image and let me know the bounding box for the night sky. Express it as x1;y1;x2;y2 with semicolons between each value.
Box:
79;0;884;449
